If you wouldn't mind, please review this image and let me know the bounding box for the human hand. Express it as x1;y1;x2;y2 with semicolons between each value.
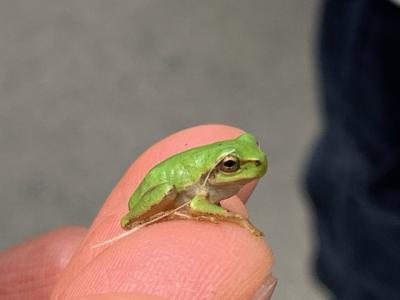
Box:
0;124;276;299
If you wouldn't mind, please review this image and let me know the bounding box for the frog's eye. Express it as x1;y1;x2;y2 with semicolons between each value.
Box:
220;155;240;172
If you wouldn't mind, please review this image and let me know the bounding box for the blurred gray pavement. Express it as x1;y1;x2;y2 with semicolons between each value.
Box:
0;1;326;299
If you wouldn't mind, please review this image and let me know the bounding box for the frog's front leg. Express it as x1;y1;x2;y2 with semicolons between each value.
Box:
188;194;264;237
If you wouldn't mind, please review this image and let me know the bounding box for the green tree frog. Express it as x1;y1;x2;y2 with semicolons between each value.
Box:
121;133;268;237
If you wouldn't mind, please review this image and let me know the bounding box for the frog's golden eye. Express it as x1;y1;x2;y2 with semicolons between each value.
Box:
220;155;240;172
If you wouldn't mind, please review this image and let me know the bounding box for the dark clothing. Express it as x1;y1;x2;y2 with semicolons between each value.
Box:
305;0;400;299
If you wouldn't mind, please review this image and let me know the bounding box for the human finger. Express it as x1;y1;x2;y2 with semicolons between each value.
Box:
52;124;273;299
0;226;86;300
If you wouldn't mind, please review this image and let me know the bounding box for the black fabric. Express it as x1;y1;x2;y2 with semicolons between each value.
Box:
305;0;400;299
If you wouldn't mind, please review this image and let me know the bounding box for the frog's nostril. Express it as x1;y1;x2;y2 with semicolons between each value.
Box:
255;160;261;166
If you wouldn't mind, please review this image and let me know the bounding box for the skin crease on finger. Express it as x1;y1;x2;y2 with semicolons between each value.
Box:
51;124;274;299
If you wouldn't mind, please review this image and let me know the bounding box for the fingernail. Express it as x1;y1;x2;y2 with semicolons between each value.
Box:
252;275;277;300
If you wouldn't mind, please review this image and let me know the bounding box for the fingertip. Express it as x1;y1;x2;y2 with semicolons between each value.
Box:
54;124;270;298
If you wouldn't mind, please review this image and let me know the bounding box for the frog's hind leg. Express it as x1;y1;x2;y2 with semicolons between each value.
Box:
93;194;182;249
122;206;184;229
121;183;177;230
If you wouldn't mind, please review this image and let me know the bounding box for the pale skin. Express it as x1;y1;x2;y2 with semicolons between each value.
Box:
0;125;276;300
